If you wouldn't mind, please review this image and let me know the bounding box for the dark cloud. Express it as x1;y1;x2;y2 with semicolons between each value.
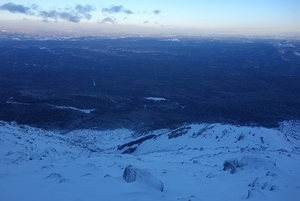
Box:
153;10;161;15
0;3;32;14
39;10;83;23
59;12;81;23
102;5;133;14
39;10;58;19
75;4;94;13
102;5;123;13
0;3;95;23
143;21;148;24
100;17;116;24
123;9;133;14
38;4;96;23
75;4;95;20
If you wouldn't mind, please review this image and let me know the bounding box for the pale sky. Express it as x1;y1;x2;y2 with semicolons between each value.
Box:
0;0;299;36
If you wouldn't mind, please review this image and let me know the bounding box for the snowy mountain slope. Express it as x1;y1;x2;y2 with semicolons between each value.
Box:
0;121;299;201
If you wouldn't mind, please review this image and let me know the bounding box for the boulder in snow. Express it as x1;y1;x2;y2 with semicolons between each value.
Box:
223;156;277;174
123;165;164;191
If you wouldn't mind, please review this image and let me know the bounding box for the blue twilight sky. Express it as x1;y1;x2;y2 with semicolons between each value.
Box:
0;0;299;36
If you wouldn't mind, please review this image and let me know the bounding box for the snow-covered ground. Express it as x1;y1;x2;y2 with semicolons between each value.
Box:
6;98;95;114
0;120;299;201
47;104;96;114
144;97;168;101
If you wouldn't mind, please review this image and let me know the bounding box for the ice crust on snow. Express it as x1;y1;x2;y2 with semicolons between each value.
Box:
0;120;300;201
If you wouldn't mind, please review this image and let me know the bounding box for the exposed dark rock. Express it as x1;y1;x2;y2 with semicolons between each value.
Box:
122;146;137;154
168;126;191;139
237;133;245;141
103;174;113;179
29;153;41;161
248;177;259;187
118;134;156;153
191;125;214;138
266;171;277;177
44;173;63;182
59;178;69;183
80;173;93;177
223;158;240;174
270;185;278;191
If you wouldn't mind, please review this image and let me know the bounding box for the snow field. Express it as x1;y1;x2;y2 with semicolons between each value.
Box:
0;121;299;201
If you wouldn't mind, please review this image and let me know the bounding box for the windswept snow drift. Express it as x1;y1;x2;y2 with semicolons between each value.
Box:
0;121;300;201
